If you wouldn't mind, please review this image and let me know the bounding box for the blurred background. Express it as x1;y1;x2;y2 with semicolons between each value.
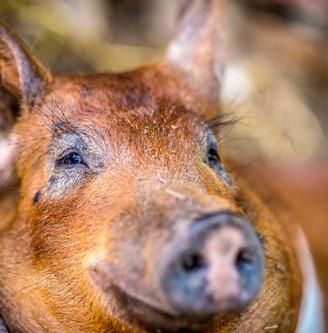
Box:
0;0;327;328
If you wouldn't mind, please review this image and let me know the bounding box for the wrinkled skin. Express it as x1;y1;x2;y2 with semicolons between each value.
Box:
0;1;302;332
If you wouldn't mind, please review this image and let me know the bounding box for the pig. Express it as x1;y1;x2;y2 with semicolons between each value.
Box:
0;1;323;332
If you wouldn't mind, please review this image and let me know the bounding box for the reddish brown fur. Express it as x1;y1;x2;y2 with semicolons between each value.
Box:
0;2;307;332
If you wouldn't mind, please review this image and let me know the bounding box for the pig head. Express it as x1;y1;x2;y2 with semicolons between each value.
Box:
0;1;302;332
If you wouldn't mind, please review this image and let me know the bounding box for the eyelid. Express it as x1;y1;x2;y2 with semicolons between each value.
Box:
205;128;218;146
57;148;83;161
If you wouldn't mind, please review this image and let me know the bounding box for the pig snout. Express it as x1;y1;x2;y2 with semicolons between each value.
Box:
160;211;264;318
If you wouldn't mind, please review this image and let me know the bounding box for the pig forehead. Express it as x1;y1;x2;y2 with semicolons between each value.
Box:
50;74;156;110
44;76;206;140
49;70;186;110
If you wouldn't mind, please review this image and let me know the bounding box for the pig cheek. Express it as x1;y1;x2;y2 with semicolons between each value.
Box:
31;203;108;274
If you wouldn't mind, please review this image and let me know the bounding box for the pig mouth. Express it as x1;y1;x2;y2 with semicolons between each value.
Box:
111;283;216;331
89;266;216;331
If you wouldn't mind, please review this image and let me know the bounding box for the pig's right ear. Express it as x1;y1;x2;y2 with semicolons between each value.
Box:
0;23;51;107
0;23;51;184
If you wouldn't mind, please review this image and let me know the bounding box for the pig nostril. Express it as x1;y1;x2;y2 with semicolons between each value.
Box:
181;252;206;273
236;249;255;273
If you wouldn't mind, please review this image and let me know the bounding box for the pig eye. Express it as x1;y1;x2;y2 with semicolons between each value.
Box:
207;147;223;174
206;141;234;187
57;151;85;167
208;147;221;165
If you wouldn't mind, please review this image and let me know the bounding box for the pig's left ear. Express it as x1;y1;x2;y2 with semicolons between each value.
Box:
0;23;51;107
165;0;225;103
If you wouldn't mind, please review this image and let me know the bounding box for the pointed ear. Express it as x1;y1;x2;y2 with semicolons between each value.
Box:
0;23;51;106
0;23;51;186
165;0;225;103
